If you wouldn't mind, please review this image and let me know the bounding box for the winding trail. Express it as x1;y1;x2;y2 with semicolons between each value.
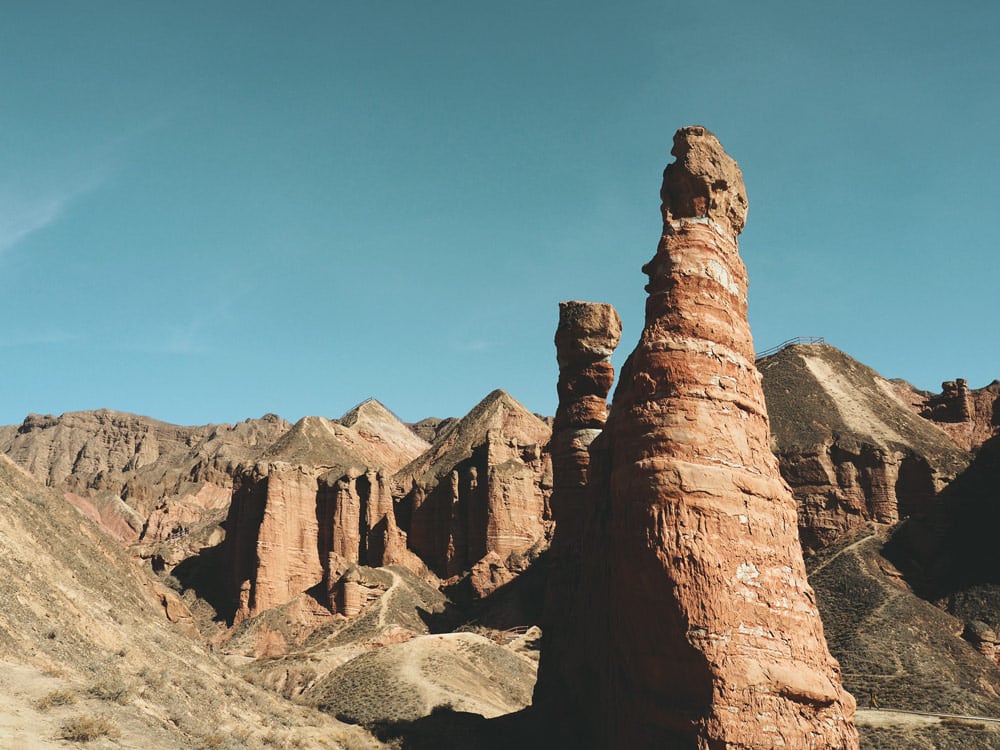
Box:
856;706;1000;726
808;530;878;578
375;569;401;630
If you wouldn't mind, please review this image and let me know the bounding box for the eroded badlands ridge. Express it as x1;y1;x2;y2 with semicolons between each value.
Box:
540;127;858;748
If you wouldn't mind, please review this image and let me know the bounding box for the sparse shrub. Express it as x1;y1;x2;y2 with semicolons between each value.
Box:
58;714;120;742
941;717;986;730
231;726;252;742
34;689;77;710
137;666;167;688
88;674;134;704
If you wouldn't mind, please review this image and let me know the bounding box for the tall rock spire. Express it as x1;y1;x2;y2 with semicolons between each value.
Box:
540;126;858;748
534;301;621;720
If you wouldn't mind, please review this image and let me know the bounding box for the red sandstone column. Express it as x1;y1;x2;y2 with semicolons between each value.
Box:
534;300;621;726
599;127;857;748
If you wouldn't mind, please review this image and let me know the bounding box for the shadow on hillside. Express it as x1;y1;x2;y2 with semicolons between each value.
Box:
171;538;238;624
369;705;584;750
418;549;551;634
884;432;1000;602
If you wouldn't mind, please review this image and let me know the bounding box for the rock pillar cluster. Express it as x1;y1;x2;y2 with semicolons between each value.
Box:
539;126;858;749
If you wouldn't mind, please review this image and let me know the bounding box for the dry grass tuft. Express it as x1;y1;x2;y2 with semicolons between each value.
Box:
58;714;120;742
34;689;77;710
88;673;135;704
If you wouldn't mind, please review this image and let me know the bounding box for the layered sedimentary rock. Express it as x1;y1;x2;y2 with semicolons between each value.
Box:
393;390;552;586
223;405;429;622
911;378;1000;452
317;467;427;611
543;127;857;748
534;301;620;707
338;399;433;470
0;409;291;543
963;620;999;662
226;462;327;621
758;344;969;551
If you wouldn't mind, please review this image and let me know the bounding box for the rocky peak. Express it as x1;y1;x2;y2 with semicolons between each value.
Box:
261;405;425;476
262;416;372;471
397;389;550;487
393;389;553;582
759;343;970;550
338;399;430;462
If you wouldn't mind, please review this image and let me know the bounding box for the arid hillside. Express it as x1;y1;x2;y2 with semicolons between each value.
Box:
759;343;969;551
809;524;1000;748
0;455;376;750
4;352;1000;749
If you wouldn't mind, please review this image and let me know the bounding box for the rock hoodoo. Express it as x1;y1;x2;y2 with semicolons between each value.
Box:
542;126;858;748
534;300;621;713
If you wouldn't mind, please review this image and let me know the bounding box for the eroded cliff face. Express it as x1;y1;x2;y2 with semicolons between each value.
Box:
223;406;430;622
759;345;970;552
911;378;1000;452
393;390;552;593
542;126;857;748
1;410;291;543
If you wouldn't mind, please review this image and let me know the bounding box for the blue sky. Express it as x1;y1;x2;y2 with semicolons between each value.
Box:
2;1;998;426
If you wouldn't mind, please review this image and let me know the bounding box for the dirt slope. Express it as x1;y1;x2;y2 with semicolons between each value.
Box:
808;524;1000;748
303;632;536;725
0;455;377;750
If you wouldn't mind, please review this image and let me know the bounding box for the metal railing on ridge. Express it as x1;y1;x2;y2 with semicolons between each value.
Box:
754;336;825;361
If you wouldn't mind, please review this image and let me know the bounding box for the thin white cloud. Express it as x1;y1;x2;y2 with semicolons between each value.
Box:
460;339;495;353
0;329;81;348
0;172;109;256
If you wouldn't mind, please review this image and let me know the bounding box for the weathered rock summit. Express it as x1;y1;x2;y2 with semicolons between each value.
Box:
539;126;858;748
758;343;970;551
1;410;290;543
912;378;1000;452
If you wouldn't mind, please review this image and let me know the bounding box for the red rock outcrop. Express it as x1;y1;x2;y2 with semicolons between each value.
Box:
223;404;430;622
543;127;857;748
912;378;1000;452
0;409;291;544
534;301;621;707
963;620;999;662
394;390;552;586
226;462;326;622
758;344;970;551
